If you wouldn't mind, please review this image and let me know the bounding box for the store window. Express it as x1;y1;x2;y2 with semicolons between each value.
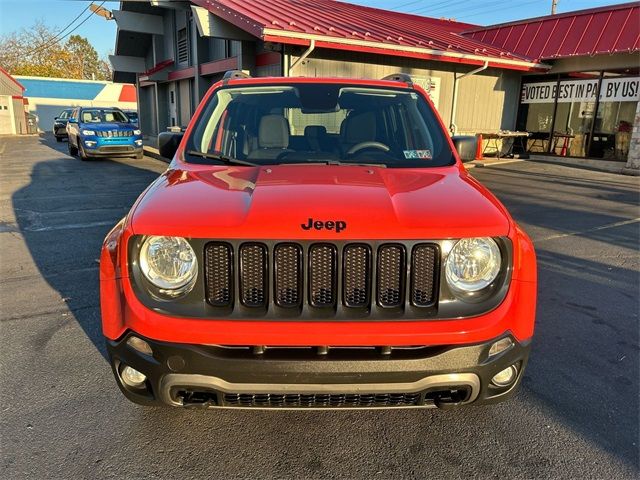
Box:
516;74;556;152
591;71;639;160
552;72;601;158
518;69;639;161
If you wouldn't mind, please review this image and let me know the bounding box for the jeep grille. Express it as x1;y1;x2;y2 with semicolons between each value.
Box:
204;242;439;315
96;130;133;137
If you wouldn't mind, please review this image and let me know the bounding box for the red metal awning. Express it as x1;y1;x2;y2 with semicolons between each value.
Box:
192;0;547;71
462;2;640;62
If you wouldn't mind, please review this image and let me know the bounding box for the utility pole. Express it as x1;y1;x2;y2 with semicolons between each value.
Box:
551;0;558;15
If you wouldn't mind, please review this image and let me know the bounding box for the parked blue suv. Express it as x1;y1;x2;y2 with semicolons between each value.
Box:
66;107;143;161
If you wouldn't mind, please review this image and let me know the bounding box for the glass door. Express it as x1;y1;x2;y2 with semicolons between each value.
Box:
589;69;639;160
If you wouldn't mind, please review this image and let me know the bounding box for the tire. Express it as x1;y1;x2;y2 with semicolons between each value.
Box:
68;138;78;156
79;143;90;161
56;136;62;143
135;152;144;160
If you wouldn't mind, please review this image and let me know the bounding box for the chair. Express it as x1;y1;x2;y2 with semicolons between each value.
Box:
247;115;293;160
340;111;376;154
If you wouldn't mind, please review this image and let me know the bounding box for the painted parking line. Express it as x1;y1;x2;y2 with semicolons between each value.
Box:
535;218;640;243
24;220;116;232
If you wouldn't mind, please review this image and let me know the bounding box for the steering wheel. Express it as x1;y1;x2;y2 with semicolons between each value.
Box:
346;141;390;156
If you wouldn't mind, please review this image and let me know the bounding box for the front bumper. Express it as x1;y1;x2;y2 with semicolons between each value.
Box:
84;144;143;157
82;135;143;157
107;332;530;409
53;125;67;137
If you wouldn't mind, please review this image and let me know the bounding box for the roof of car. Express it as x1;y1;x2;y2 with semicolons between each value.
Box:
220;76;416;88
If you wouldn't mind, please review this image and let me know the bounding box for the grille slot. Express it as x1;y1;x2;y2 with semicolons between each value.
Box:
274;244;302;308
377;245;405;308
308;244;337;307
205;243;233;307
411;245;438;307
223;392;421;408
239;244;267;307
343;244;371;308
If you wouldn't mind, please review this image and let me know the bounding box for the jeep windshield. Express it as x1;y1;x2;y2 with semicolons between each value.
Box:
80;109;129;123
186;83;455;168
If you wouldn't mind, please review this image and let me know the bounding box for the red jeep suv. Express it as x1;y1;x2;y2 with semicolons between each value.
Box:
100;72;536;409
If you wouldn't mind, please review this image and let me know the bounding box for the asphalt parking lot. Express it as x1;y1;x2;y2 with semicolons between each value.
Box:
1;134;638;479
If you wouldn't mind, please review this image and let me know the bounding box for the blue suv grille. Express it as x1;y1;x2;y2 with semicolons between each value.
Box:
96;130;133;138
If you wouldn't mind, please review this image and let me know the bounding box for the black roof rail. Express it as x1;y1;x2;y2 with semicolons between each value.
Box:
381;73;413;87
222;70;251;84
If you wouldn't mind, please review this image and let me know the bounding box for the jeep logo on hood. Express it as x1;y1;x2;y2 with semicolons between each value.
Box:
301;218;347;233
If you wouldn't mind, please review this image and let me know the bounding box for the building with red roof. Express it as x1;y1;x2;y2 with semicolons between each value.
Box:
0;66;28;135
463;3;639;63
110;0;640;169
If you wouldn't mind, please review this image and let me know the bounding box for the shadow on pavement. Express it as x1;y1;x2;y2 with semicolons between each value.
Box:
11;134;164;359
528;249;639;467
473;164;639;469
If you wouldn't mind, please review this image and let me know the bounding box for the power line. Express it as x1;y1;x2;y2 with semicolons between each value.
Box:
389;0;423;9
407;0;464;14
24;2;92;54
427;0;524;19
24;1;106;56
457;0;542;20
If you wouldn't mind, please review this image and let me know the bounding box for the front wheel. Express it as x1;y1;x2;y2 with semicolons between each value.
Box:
68;138;78;156
56;136;62;143
79;143;91;161
135;152;144;160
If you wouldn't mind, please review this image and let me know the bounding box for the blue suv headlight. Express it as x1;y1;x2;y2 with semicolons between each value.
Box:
82;129;96;136
133;129;141;135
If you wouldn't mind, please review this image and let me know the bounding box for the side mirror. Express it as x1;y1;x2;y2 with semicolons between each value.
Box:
158;131;184;159
54;116;59;120
451;135;477;163
68;118;78;124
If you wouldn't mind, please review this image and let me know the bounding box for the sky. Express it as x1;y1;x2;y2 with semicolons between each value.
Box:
0;0;634;58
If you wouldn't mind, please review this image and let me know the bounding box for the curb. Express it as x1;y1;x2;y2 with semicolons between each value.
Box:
527;156;639;176
468;159;524;168
143;145;169;163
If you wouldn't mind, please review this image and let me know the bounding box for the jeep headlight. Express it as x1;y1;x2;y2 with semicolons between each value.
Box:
445;237;501;293
82;129;96;136
139;236;197;294
133;129;141;135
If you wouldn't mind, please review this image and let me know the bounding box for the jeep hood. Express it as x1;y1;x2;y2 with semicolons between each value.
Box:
130;165;510;239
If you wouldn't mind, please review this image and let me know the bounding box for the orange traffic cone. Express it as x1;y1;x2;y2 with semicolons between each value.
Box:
475;134;483;160
560;137;568;156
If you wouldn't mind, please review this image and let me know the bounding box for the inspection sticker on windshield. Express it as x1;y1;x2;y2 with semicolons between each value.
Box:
403;149;432;159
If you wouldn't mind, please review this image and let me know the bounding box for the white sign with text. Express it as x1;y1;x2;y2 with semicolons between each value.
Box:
521;77;640;104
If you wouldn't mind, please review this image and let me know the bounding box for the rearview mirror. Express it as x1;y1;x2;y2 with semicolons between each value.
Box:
158;132;184;160
451;135;477;163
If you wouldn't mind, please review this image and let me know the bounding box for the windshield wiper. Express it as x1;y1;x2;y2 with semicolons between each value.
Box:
320;160;387;168
186;150;259;167
298;160;387;168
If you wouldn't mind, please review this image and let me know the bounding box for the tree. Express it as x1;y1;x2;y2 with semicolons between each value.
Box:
97;54;114;82
0;21;111;80
65;35;100;79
